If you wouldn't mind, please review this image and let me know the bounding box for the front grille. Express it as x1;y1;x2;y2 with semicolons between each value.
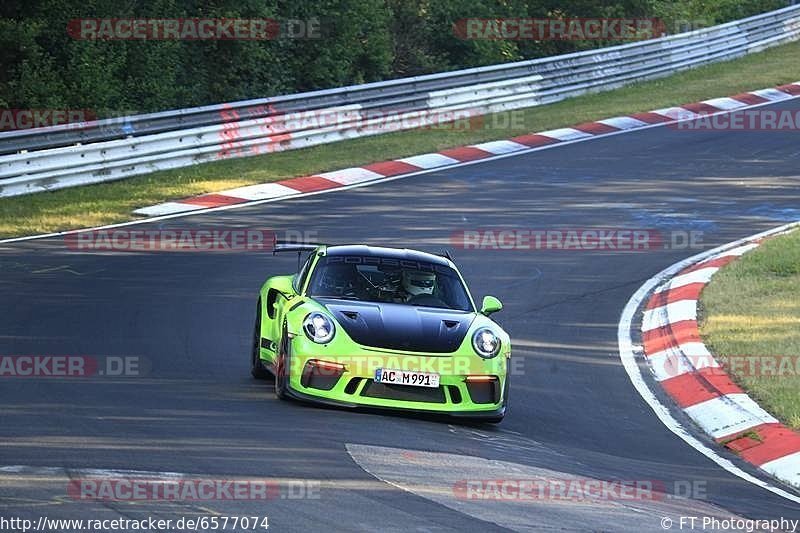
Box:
447;385;462;404
360;380;446;403
344;377;362;395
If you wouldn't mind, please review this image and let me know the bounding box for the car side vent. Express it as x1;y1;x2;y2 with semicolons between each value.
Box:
344;377;361;394
448;385;462;404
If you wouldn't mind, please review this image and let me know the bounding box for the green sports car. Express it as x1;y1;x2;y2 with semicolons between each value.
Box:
250;244;510;422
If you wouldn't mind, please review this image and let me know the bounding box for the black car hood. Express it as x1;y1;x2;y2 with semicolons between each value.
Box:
319;299;474;353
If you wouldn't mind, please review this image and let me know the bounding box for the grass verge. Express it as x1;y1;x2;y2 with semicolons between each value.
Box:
3;40;800;238
700;229;800;430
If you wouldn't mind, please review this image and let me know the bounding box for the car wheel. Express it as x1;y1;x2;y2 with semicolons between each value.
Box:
250;300;270;380
274;326;291;400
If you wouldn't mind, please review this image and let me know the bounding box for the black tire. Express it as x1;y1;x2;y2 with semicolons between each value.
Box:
274;326;291;400
250;300;270;380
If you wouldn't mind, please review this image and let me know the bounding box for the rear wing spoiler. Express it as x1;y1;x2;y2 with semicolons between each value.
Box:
273;241;325;270
272;241;325;254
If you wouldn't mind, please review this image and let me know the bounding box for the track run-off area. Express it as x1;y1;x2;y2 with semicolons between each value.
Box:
1;98;799;532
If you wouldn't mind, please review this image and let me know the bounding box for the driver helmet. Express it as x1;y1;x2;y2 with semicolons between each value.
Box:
402;270;436;296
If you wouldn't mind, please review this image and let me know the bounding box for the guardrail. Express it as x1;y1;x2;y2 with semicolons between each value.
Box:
2;5;800;198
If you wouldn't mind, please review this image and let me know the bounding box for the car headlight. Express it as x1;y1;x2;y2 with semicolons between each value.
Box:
472;328;501;359
303;312;335;344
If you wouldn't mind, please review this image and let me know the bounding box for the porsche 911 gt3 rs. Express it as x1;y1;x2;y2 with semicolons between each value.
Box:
251;244;510;422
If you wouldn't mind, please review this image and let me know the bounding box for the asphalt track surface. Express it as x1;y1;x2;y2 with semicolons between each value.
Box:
1;98;800;532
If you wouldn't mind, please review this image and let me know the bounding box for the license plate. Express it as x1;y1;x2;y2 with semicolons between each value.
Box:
374;368;440;388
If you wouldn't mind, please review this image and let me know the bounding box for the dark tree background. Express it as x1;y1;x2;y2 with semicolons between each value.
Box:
0;0;786;116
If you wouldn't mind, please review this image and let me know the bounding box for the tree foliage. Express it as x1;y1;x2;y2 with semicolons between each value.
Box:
0;0;787;116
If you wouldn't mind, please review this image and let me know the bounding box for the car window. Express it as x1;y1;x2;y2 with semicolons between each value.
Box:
294;252;315;293
307;255;473;311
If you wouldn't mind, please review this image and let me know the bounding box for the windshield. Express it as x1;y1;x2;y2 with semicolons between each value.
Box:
307;255;473;312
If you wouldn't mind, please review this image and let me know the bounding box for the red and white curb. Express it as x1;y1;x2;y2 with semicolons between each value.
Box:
134;82;800;217
618;223;800;505
637;227;800;493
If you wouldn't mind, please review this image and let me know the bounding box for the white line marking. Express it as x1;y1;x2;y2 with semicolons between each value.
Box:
684;394;779;440
469;140;528;155
761;452;800;488
655;267;719;293
702;97;748;111
647;342;718;381
597;116;648;130
132;202;205;216
397;153;460;169
717;243;760;257
652;107;699;120
213;182;299;200
0;465;186;478
641;300;697;332
538;127;593;141
618;221;800;504
750;88;793;101
318;167;384;185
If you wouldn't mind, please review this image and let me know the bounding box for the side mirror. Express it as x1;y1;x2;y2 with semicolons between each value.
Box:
271;276;295;297
480;295;503;316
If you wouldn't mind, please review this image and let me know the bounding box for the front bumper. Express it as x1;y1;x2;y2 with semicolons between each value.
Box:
284;384;507;420
281;336;509;416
